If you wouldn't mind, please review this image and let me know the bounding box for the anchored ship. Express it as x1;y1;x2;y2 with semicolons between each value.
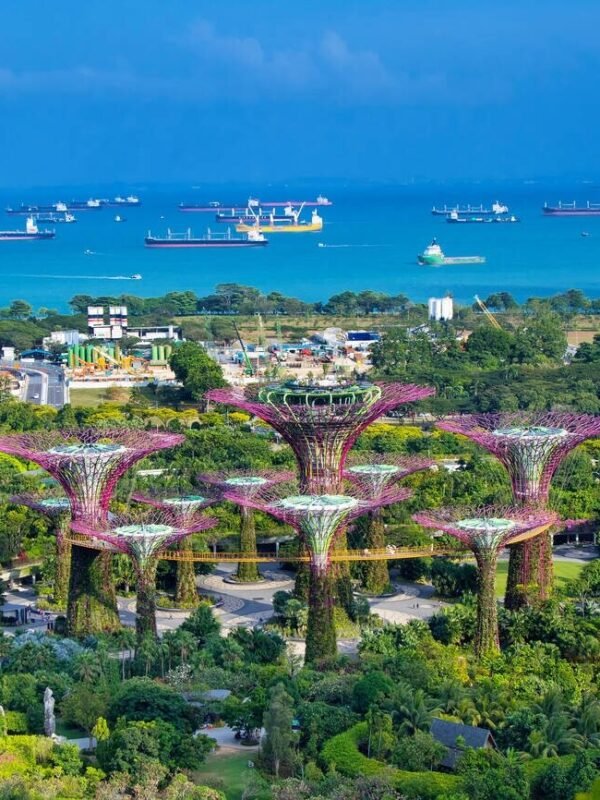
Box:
236;208;323;234
0;217;55;241
179;195;332;212
417;239;484;266
432;201;509;216
104;196;141;207
145;226;268;248
6;199;102;214
447;211;519;224
543;201;600;216
216;204;297;223
33;212;76;224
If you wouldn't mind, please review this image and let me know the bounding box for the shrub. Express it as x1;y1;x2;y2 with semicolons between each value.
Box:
4;711;28;734
321;723;387;777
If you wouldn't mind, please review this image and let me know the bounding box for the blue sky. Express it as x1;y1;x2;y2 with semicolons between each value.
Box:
1;0;598;186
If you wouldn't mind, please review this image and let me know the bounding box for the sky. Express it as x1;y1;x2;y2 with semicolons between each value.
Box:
1;0;599;187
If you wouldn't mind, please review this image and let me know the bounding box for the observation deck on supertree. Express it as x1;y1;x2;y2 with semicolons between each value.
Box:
206;381;434;493
414;506;557;656
344;454;434;594
198;470;295;583
11;494;72;608
0;429;184;635
132;491;219;607
72;509;217;638
223;483;408;663
435;413;600;609
0;429;184;523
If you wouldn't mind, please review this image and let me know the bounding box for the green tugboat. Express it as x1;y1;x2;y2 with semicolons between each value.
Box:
417;238;485;266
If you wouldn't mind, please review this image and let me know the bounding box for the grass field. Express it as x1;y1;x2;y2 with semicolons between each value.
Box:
495;559;583;597
69;387;131;407
192;752;265;800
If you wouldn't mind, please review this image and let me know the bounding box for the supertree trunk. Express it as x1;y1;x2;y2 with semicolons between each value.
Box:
54;518;72;610
67;545;120;636
136;561;158;640
474;553;500;657
236;507;261;582
331;531;355;617
294;542;311;601
175;542;199;608
362;512;390;595
305;564;337;664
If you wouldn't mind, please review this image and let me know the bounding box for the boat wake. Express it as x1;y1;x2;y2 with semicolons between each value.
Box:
317;243;390;249
13;274;141;281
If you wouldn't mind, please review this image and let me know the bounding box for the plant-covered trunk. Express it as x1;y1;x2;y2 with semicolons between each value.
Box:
474;552;500;657
67;545;120;636
361;512;389;595
332;531;355;618
505;532;552;610
54;517;71;610
305;564;337;664
236;507;261;582
294;542;311;601
175;541;199;608
136;561;158;641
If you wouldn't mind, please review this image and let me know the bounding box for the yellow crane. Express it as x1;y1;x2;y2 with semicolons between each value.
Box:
474;294;502;330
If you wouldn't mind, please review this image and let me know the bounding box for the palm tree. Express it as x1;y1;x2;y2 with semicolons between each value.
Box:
114;628;136;680
394;689;438;735
435;681;467;716
575;695;600;747
528;713;582;758
73;650;103;684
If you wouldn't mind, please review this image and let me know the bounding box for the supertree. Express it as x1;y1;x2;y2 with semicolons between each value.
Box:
413;506;558;656
132;491;218;607
72;508;218;639
198;470;295;582
11;495;71;608
343;454;434;594
0;429;184;634
436;413;600;609
223;483;407;663
207;380;434;606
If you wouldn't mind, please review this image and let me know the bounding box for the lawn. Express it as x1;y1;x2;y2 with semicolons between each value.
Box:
192;751;266;800
495;559;584;597
69;387;131;407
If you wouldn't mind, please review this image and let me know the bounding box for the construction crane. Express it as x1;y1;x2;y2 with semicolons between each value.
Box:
474;294;502;330
233;321;254;376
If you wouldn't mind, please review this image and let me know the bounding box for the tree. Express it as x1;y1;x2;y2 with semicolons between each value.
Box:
8;300;33;320
92;716;110;745
392;730;445;772
261;683;295;777
169;342;227;404
61;684;110;742
180;602;220;645
106;677;199;733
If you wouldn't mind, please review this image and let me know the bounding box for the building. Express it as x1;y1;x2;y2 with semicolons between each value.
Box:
430;718;496;770
428;296;454;321
86;306;181;342
43;330;83;348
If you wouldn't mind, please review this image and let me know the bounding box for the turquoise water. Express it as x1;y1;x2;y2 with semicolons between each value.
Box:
1;184;599;311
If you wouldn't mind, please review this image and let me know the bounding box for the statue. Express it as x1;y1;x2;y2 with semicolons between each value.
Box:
43;687;56;737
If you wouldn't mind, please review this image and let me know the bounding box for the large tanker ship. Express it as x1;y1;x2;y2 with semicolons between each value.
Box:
0;217;55;241
543;201;600;216
145;227;268;248
179;195;332;212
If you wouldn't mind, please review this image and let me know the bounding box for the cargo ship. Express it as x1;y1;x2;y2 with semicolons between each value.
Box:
103;196;141;207
6;199;102;214
0;217;55;241
432;201;509;216
145;226;268;248
542;201;600;216
236;209;323;234
179;195;332;212
216;204;296;223
447;211;519;224
33;212;76;224
417;239;484;266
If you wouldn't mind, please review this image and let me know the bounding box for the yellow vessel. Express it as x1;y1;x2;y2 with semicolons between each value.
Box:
236;208;323;234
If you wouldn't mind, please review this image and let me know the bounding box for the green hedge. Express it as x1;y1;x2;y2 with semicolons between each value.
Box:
321;723;461;799
321;723;387;777
5;711;29;734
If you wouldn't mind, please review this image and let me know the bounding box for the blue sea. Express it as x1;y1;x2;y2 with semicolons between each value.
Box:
1;183;600;312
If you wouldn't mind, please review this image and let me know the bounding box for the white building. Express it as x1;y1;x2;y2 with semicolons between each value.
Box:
428;296;454;321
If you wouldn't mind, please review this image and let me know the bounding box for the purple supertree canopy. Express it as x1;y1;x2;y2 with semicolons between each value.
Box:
223;483;409;572
413;506;558;555
71;508;218;569
11;494;71;518
436;413;600;504
198;469;295;499
344;453;435;497
206;381;434;493
131;491;218;522
0;429;184;522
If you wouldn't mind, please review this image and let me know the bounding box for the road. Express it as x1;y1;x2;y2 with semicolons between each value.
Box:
0;360;68;408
